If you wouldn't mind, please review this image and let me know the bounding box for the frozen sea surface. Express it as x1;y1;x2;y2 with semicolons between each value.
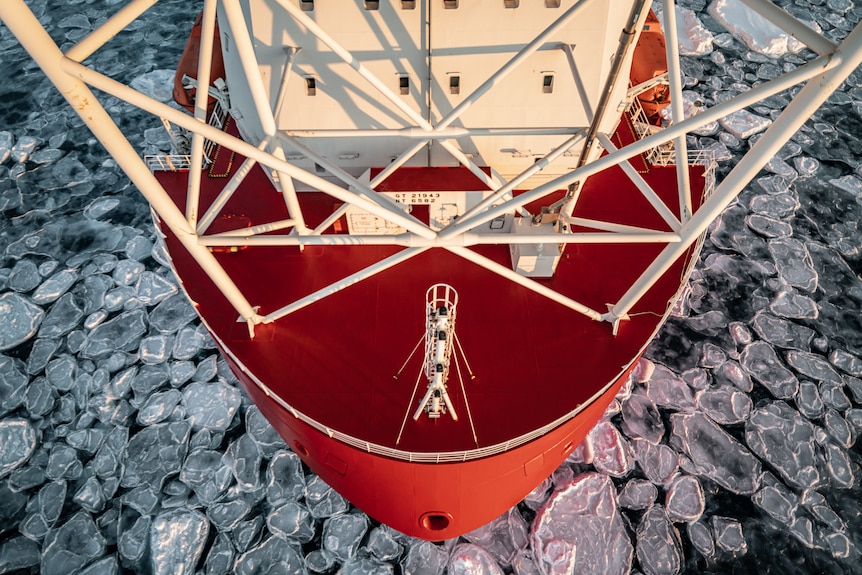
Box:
2;0;862;574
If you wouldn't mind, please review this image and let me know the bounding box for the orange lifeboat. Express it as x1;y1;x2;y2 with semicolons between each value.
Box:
173;11;225;114
631;10;670;120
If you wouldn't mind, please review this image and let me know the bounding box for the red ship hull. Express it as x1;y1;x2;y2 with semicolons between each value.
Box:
153;115;706;538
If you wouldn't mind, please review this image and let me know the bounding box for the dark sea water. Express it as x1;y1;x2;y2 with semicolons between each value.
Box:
1;1;862;574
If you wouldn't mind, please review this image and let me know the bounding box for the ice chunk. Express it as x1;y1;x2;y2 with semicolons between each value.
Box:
0;536;41;573
710;516;746;554
131;69;177;102
207;498;251;531
203;532;234;575
136;389;182;426
713;361;753;393
749;191;798;219
322;513;369;562
148;294;198;333
367;526;403;562
0;131;13;163
686;521;714;558
829;349;862;377
267;501;315;543
38;292;84;338
119;515;150;564
10;135;39;163
620;393;665;444
41;512;106;575
266;450;306;506
307;549;339;574
234;537;304;575
823;408;854;447
150;509;208;575
785;351;843;384
0;419;36;478
826;532;851;559
696;386;751;425
644;364;696;411
72;475;106;513
120;486;160;516
789;516;814;547
670;412;761;494
585;419;632;477
745;214;792;239
752;484;797;523
531;473;632;575
223;434;262;492
632;439;679;486
719;109;771;139
180;448;232;505
135;271;177;306
618;478;657;511
635;506;682;575
182;381;242;432
231;515;264;554
740;341;798;399
246;405;288;457
82;310;147;358
800;489;845;532
32;269;77;305
122;421;191;490
0;293;44;351
84;197;120;220
750;311;815;351
139;335;171;365
708;0;804;56
795;381;825;420
769;289;818;320
306;475;350;518
172;325;206;360
665;475;705;523
402;540;447;575
769;238;818;293
463;508;528;570
448;544;503;575
822;442;854;488
744;401;820;490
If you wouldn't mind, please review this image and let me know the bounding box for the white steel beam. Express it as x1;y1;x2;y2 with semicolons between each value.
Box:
262;247;430;323
0;0;264;334
187;0;218;229
608;20;862;324
438;51;840;240
661;0;692;223
65;0;157;62
739;0;838;56
445;247;604;322
221;0;309;233
59;58;437;240
595;133;680;231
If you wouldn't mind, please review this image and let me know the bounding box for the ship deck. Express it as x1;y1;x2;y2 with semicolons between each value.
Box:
154;120;706;455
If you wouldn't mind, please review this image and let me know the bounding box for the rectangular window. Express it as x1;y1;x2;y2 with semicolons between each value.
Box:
402;0;416;7
443;0;458;9
364;1;379;9
542;74;554;94
545;0;561;6
449;75;460;95
399;76;410;95
504;0;519;7
306;77;316;96
300;0;314;11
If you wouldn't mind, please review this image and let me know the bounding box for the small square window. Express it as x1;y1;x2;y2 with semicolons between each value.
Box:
542;75;554;93
300;0;314;11
306;77;316;96
449;75;460;95
443;0;458;9
399;76;410;95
